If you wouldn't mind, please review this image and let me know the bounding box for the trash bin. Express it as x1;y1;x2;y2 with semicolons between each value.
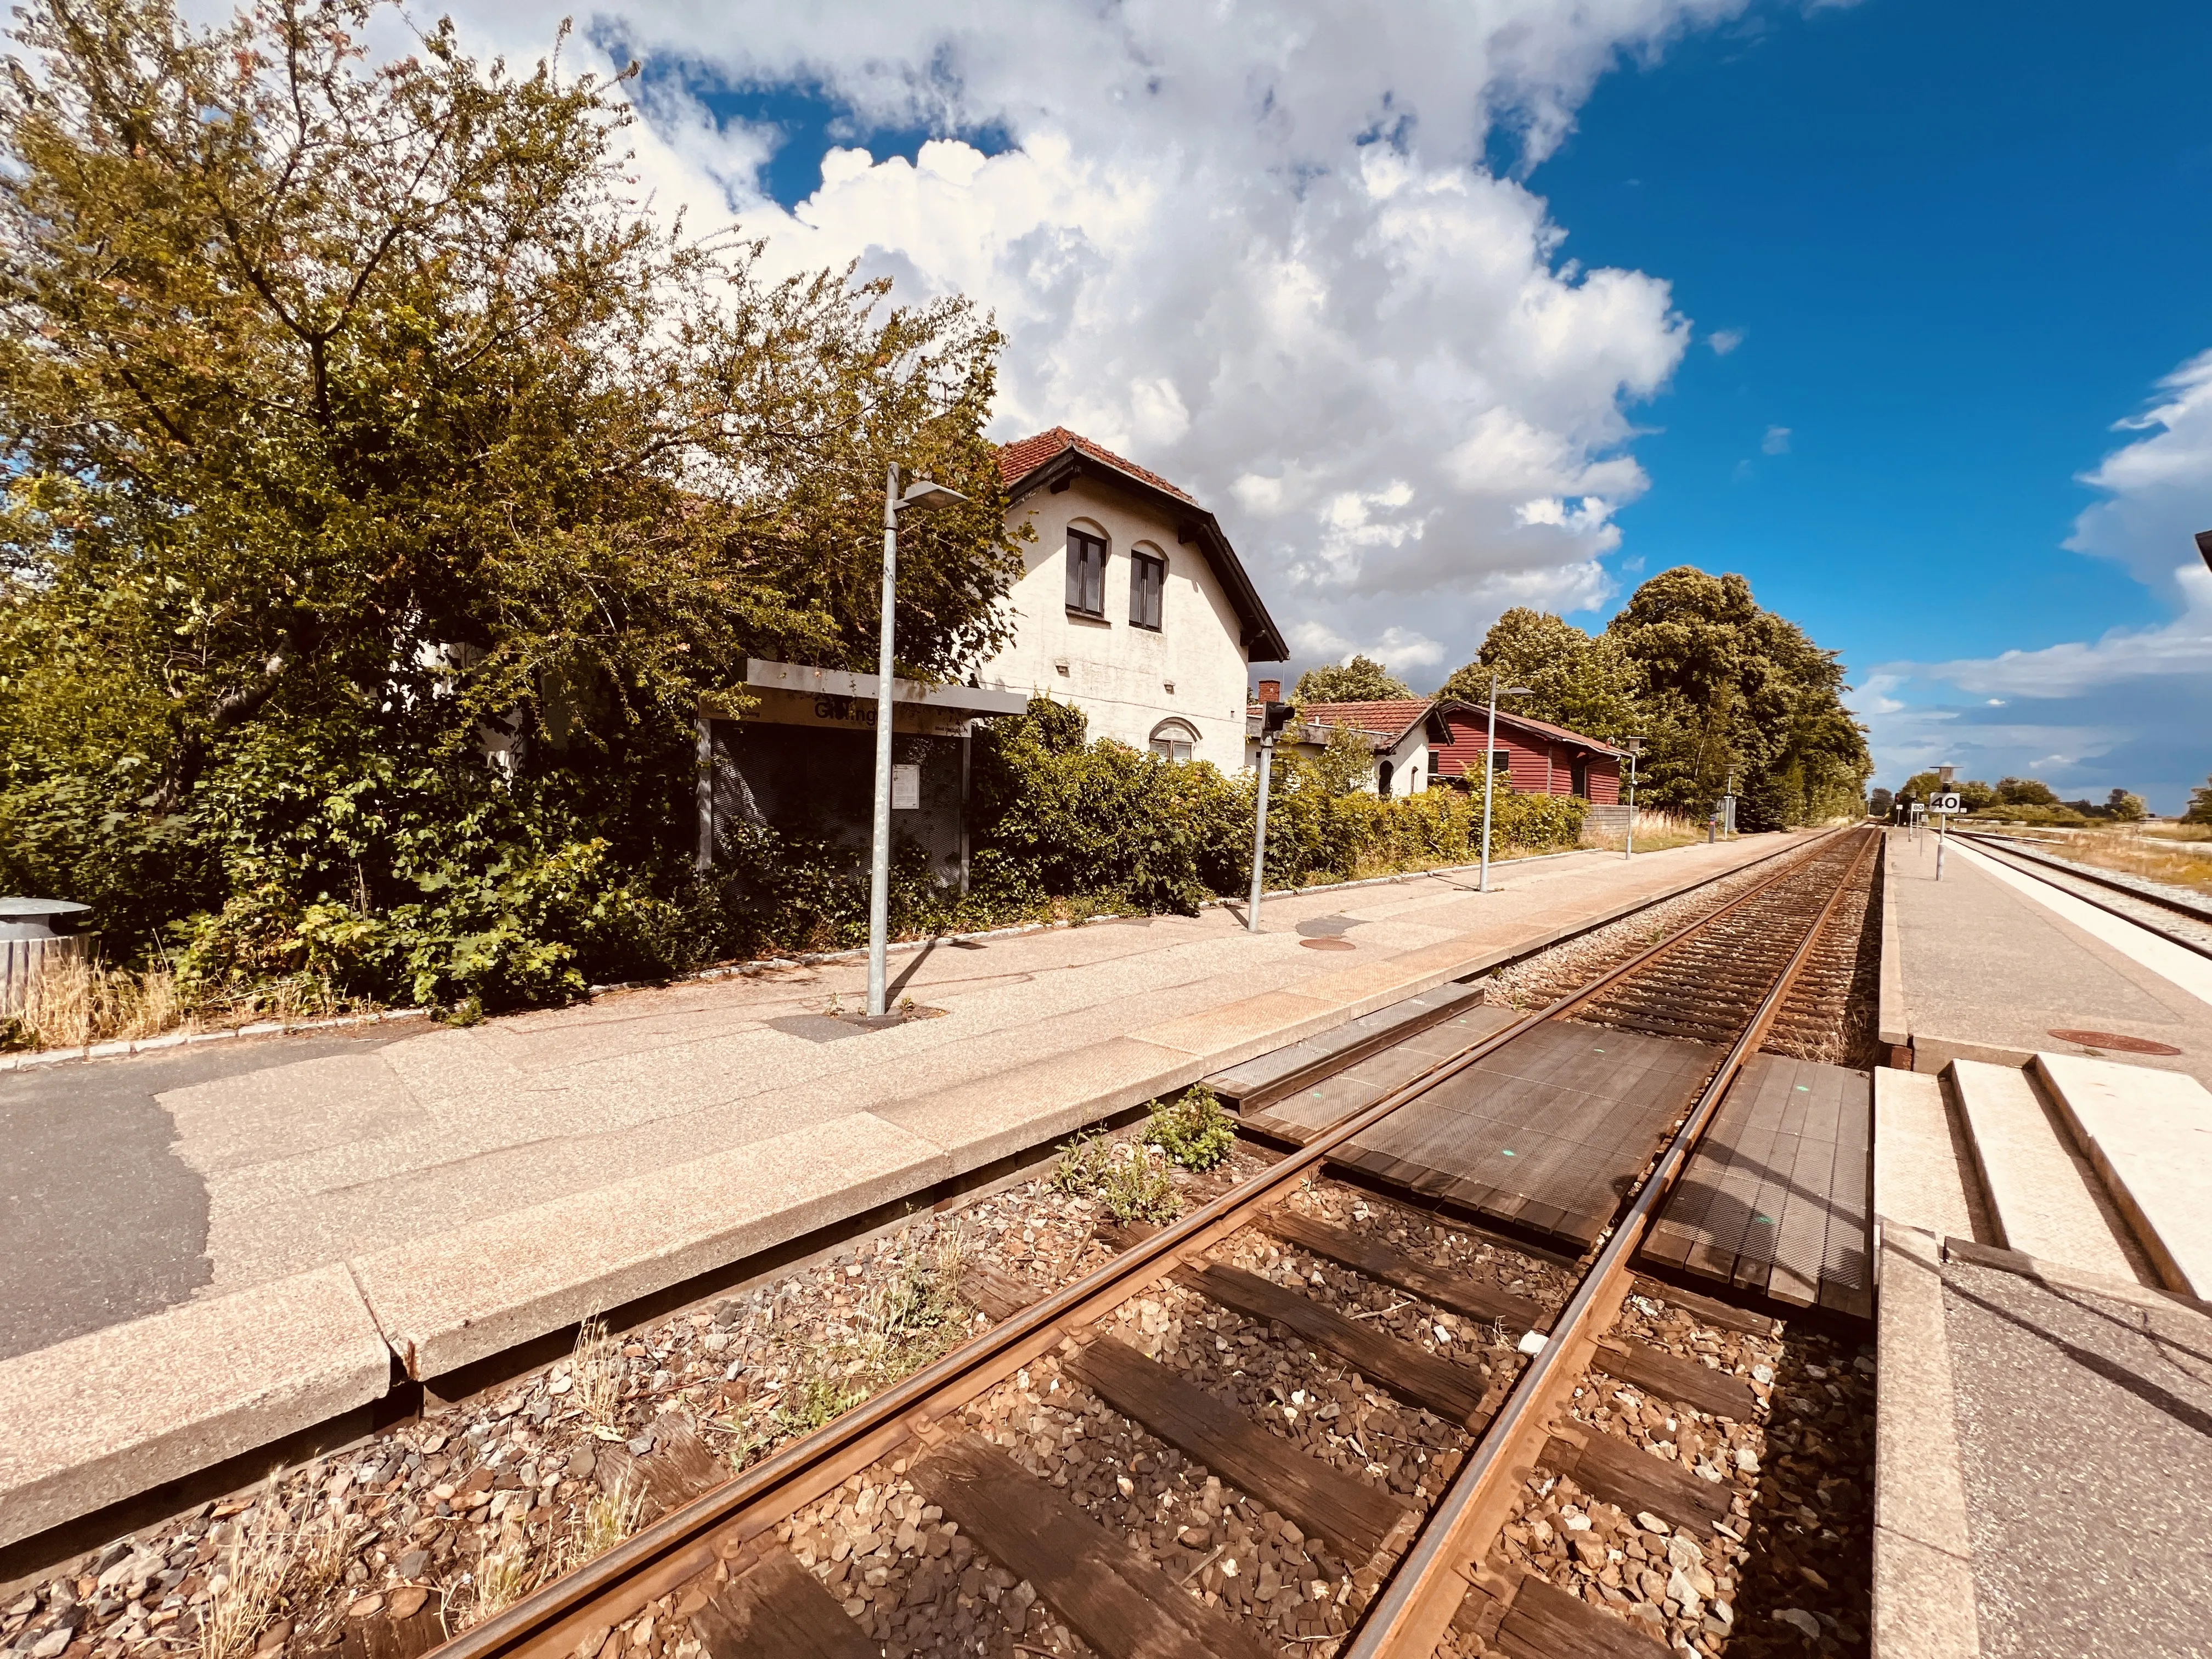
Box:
0;898;94;1018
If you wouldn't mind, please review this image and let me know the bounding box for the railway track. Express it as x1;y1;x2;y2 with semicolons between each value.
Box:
433;827;1881;1659
1953;830;2212;961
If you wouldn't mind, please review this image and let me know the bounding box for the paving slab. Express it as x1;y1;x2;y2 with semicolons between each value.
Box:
0;1265;390;1548
1946;1059;2149;1285
1870;1066;1987;1243
1938;1251;2212;1657
2033;1051;2212;1299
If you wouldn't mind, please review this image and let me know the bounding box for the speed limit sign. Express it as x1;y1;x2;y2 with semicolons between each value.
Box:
1932;793;1962;814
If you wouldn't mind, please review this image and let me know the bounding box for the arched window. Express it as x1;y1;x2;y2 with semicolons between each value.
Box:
1377;759;1395;797
1148;719;1198;762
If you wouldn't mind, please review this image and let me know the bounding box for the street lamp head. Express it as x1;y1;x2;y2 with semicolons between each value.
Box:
1623;735;1645;755
1937;764;1956;786
899;478;968;514
1502;686;1533;697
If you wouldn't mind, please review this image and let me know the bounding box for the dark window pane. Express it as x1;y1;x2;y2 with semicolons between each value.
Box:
1130;552;1164;629
1066;529;1106;616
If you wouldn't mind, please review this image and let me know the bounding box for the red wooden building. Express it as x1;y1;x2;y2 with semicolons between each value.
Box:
1425;702;1625;803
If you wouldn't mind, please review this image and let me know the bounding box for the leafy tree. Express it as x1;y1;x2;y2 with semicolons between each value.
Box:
1995;777;2060;807
2188;776;2212;825
0;0;1020;1009
1958;779;1997;811
1314;722;1378;796
1293;654;1412;703
2105;789;2148;822
1604;569;1870;828
1437;608;1639;740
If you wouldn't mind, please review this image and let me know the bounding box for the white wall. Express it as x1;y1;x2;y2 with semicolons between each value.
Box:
975;475;1252;764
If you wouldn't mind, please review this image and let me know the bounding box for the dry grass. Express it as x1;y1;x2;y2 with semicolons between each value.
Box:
195;1472;363;1659
11;954;193;1049
1579;809;1707;855
7;950;360;1051
1996;823;2212;895
465;1536;538;1627
565;1316;624;1424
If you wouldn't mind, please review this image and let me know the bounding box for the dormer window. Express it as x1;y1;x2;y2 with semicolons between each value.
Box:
1066;528;1107;618
1130;551;1165;630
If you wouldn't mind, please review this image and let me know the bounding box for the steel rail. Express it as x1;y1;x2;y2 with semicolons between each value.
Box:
1954;832;2212;961
430;828;1854;1659
1342;826;1880;1657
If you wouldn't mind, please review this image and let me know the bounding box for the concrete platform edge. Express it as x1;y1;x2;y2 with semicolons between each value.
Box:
1871;1224;1982;1659
0;1266;391;1550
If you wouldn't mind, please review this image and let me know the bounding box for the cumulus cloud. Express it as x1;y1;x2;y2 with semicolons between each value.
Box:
1855;349;2212;809
421;0;1764;682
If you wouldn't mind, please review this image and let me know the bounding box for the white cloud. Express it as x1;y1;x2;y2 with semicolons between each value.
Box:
1855;348;2212;810
1708;328;1746;355
2066;347;2212;601
1761;424;1791;455
427;0;1754;679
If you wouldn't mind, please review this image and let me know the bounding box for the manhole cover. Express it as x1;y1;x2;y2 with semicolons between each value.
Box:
1299;937;1356;951
2047;1028;2182;1056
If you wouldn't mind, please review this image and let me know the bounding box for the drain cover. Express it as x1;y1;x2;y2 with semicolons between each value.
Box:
1299;937;1356;951
2047;1028;2182;1056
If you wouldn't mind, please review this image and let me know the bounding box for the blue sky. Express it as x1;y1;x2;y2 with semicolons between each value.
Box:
472;0;2211;805
1527;0;2212;802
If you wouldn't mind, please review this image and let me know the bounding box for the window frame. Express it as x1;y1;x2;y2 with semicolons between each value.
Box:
1148;718;1198;763
1128;549;1165;631
1065;528;1108;619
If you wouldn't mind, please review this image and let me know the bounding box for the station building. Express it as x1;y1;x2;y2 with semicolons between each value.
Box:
695;428;1288;885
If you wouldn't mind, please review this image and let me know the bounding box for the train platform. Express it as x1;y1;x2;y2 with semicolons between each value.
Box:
0;833;1807;1558
1880;826;2212;1085
1870;824;2212;1657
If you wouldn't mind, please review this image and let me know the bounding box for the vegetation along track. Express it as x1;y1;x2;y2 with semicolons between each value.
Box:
427;828;1880;1659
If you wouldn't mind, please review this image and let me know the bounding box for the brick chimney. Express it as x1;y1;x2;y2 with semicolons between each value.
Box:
1256;679;1281;702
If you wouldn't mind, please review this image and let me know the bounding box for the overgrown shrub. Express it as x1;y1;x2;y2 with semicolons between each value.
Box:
1145;1085;1236;1171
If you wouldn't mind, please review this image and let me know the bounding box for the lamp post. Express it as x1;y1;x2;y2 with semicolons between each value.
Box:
1248;697;1297;932
1477;678;1534;893
1622;736;1645;860
866;462;969;1019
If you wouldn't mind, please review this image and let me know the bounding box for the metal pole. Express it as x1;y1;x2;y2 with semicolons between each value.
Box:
866;462;899;1018
1623;753;1637;860
1479;676;1499;893
1936;806;1947;881
1246;737;1274;932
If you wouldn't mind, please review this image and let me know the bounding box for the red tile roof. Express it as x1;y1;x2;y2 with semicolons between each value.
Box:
996;426;1200;505
1432;699;1629;757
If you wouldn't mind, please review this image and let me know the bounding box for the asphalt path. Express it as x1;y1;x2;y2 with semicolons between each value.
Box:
0;1032;396;1359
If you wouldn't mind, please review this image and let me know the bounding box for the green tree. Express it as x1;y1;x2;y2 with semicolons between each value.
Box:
1604;568;1870;828
2188;776;2212;825
1314;722;1377;796
2106;789;2148;822
1293;654;1412;703
1437;608;1640;740
0;0;1020;1008
1995;777;2060;807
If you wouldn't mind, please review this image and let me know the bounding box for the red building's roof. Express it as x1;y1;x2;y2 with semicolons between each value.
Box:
1252;696;1628;758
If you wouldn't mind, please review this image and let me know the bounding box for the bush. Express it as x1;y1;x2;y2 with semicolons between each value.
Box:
1145;1085;1236;1171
